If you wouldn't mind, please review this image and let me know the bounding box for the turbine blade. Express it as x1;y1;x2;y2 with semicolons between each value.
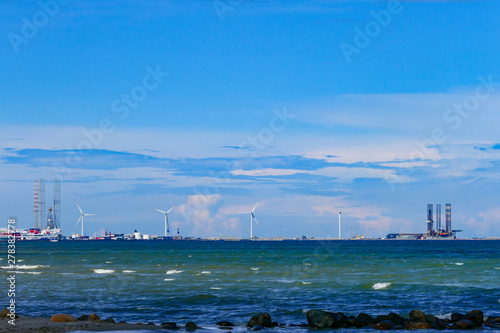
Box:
167;205;176;213
76;216;82;226
155;209;166;214
253;216;259;225
251;201;259;213
238;212;251;214
84;214;96;216
77;203;83;214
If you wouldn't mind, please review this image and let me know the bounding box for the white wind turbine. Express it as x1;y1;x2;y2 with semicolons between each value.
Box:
155;206;176;237
239;201;259;239
76;203;95;237
333;204;342;240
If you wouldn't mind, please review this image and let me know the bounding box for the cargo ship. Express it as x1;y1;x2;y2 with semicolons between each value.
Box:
0;226;62;241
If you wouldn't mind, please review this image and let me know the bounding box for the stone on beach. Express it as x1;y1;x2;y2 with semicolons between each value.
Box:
465;309;483;327
0;309;9;319
216;320;235;327
77;314;90;321
247;312;273;328
355;313;375;327
185;321;198;331
51;313;77;322
454;319;474;329
162;322;179;329
409;309;427;323
451;313;466;322
306;309;337;329
88;313;101;322
373;320;395;330
103;318;116;323
405;321;433;329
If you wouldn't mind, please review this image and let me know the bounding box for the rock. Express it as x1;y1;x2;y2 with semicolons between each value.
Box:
147;322;156;326
405;321;433;329
103;318;115;323
373;320;395;330
77;315;90;321
88;313;101;322
409;310;427;323
162;322;178;330
51;314;77;322
433;320;449;330
251;325;264;331
0;309;9;319
355;313;375;327
247;313;272;328
387;313;407;325
454;319;474;329
425;314;437;323
451;313;465;322
216;321;235;327
465;310;483;327
185;322;198;331
306;310;336;329
393;325;405;330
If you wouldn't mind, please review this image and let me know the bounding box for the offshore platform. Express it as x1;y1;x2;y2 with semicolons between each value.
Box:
387;203;462;240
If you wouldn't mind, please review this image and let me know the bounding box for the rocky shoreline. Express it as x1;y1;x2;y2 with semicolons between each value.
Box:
0;308;499;332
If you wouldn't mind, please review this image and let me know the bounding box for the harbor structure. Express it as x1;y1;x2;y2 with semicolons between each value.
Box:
386;203;461;240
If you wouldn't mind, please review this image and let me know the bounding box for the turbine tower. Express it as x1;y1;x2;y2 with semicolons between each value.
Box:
76;203;95;237
239;201;259;239
338;211;342;240
155;206;176;237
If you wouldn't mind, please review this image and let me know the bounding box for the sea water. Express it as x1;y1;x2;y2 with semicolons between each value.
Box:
2;240;499;331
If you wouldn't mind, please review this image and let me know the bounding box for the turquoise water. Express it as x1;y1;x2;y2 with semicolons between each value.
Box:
2;240;499;330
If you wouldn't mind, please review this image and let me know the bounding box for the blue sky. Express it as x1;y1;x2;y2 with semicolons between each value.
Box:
1;0;499;238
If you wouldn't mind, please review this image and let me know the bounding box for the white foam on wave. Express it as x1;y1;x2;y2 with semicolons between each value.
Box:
164;278;175;281
93;269;115;274
436;313;452;320
2;265;48;270
17;260;24;262
251;267;260;271
211;287;222;290
304;263;311;266
201;271;211;274
495;267;500;270
372;282;392;290
105;261;113;264
454;263;464;266
123;270;136;273
302;282;312;285
277;279;295;284
15;271;41;275
166;270;184;275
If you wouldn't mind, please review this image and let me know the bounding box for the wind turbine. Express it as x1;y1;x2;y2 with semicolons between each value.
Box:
333;204;342;240
76;203;95;237
239;201;259;239
155;206;176;237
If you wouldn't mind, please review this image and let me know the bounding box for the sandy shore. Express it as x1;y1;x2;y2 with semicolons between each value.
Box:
0;315;172;332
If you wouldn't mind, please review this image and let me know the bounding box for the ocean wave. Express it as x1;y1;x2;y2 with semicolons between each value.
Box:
454;263;464;266
372;282;391;290
302;282;312;285
436;313;452;320
211;287;222;290
201;271;211;274
15;271;42;275
251;267;260;271
277;279;295;284
93;269;115;274
2;265;48;270
123;270;136;273
166;270;184;275
164;278;175;281
105;261;113;264
17;260;24;262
